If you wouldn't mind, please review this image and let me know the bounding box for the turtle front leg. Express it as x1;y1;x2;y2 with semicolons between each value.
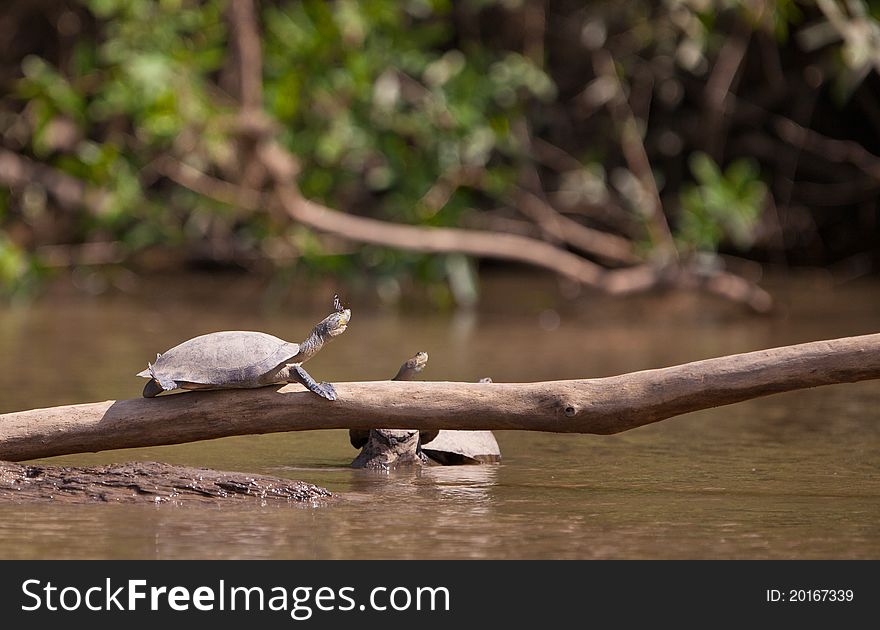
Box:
290;365;338;401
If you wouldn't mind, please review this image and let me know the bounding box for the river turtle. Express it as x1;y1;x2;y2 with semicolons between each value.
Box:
421;378;502;465
350;352;501;468
137;296;351;400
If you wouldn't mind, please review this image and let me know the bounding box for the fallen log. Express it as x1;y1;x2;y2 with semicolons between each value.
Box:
1;333;878;462
0;460;331;505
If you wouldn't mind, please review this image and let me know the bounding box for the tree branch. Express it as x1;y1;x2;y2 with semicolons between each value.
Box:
510;120;639;265
227;0;263;113
593;49;678;260
0;148;109;213
1;333;877;461
158;151;772;309
0;141;770;310
703;24;751;159
772;116;880;180
515;188;639;264
270;179;607;285
156;155;264;210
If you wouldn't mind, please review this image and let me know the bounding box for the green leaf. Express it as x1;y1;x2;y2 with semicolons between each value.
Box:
676;154;767;253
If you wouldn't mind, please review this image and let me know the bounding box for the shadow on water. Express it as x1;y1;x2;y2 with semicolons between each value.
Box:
0;272;879;558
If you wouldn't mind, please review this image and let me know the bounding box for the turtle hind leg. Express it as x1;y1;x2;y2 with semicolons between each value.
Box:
291;365;337;401
142;376;177;398
142;379;164;398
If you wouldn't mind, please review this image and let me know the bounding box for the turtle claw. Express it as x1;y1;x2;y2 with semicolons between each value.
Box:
318;382;338;401
290;365;337;400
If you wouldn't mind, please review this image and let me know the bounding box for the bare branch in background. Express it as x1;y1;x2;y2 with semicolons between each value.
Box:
161;152;614;289
227;0;271;190
0;148;108;213
703;23;751;159
773;116;880;180
523;0;547;66
156;150;774;311
510;120;640;265
35;242;125;268
461;209;543;238
156;156;264;210
592;49;678;261
227;0;263;113
268;179;609;287
530;137;585;172
417;166;484;216
514;189;639;264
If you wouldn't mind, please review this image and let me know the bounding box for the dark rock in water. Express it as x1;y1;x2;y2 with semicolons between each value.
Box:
0;460;331;505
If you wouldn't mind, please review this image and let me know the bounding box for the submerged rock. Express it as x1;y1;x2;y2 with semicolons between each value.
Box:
0;460;331;505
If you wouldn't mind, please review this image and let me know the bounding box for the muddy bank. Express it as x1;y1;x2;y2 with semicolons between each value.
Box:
0;460;331;505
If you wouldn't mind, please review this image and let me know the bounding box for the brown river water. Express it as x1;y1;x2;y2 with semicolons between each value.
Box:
0;272;878;559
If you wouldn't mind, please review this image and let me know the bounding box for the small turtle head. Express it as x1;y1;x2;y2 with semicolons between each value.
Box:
317;305;351;338
406;351;429;373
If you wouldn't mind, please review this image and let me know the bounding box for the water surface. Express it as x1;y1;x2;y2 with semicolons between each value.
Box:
0;273;878;559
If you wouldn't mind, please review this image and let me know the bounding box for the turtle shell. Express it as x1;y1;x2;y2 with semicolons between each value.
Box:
137;331;300;387
421;430;502;465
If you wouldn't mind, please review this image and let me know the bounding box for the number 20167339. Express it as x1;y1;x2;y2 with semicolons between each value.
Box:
766;589;854;603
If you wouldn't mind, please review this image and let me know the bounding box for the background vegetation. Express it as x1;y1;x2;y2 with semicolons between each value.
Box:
1;0;878;307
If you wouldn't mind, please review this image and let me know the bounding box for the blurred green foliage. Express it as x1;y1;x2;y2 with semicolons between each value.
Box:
7;0;559;301
0;233;41;299
1;0;878;301
260;0;555;290
677;152;766;253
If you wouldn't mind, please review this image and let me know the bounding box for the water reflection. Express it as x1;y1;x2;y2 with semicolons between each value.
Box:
344;464;499;511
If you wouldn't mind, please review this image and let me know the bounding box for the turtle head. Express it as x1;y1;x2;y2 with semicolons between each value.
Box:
297;297;351;361
392;351;428;381
350;429;426;469
317;307;350;339
406;351;428;372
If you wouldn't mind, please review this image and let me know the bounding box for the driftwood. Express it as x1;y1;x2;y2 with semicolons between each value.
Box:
1;333;878;462
0;460;331;505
